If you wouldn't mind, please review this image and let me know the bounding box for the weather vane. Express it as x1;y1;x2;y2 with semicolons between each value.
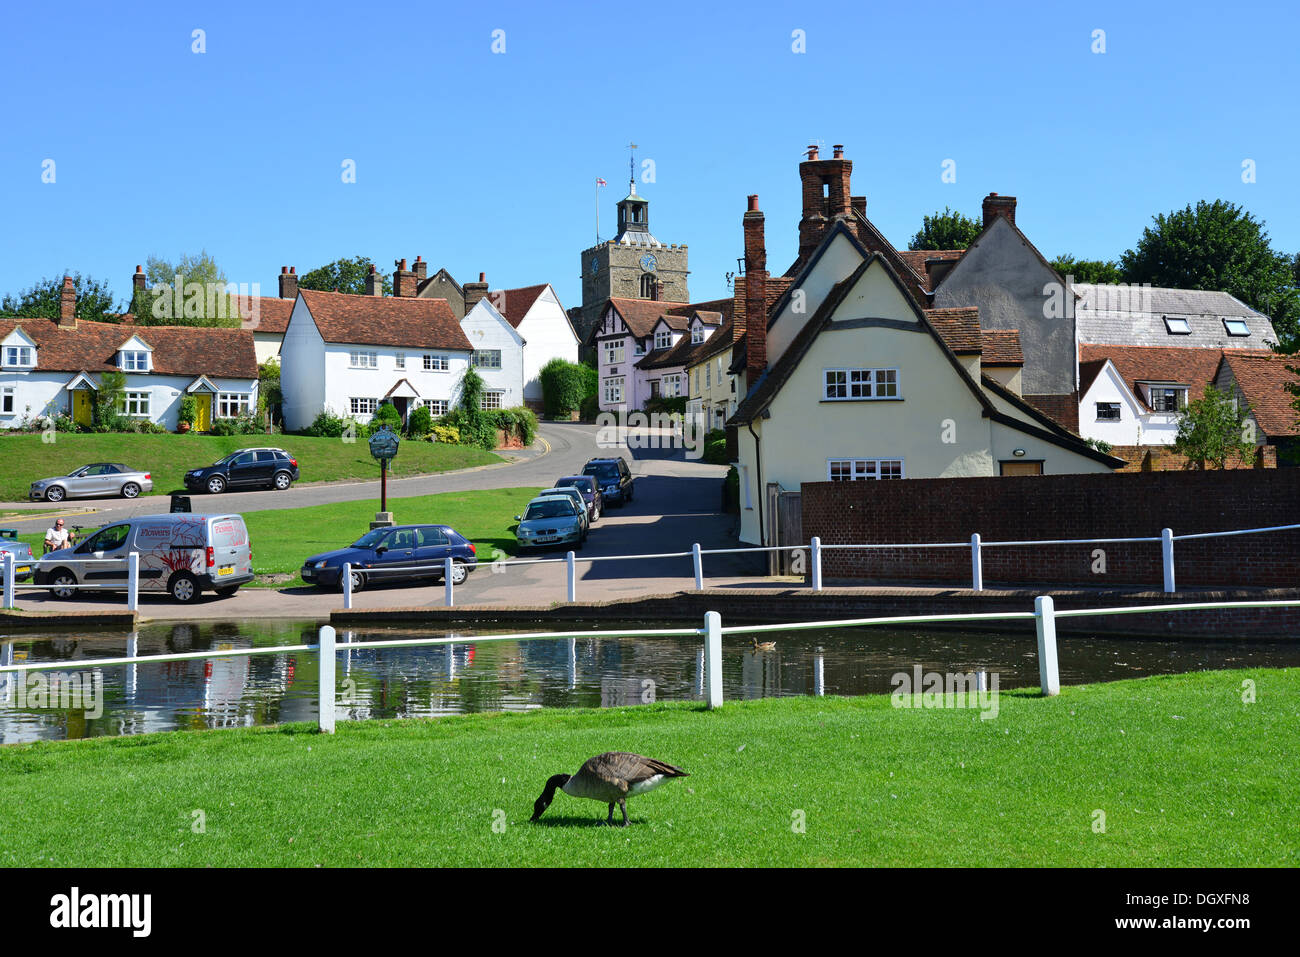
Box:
627;141;638;191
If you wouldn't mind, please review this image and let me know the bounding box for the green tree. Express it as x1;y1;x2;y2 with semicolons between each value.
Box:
1120;200;1300;350
94;369;128;431
1172;385;1257;469
133;250;243;327
455;367;497;450
1051;255;1123;285
298;256;392;296
1;273;120;321
908;207;982;251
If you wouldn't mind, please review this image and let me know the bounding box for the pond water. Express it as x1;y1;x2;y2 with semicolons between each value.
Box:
2;619;1297;743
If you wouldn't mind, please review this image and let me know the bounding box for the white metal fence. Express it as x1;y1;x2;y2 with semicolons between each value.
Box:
3;552;142;610
2;597;1297;733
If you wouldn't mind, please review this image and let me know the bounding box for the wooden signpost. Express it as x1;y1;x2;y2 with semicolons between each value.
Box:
368;426;400;528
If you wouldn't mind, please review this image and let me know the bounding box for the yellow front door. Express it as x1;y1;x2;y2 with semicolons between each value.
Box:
72;389;93;426
195;394;212;431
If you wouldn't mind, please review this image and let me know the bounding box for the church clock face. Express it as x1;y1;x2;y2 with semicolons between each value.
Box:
589;258;600;276
639;254;658;272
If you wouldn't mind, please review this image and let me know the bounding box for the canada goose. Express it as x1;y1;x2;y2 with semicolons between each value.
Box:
530;752;689;826
751;638;777;652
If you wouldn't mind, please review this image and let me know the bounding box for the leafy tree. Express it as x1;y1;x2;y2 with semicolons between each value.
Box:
1051;255;1123;285
455;366;497;450
1;273;120;321
132;250;243;327
94;370;128;431
1120;200;1300;350
540;357;595;417
298;256;392;296
1172;385;1257;469
908;207;982;251
258;359;282;424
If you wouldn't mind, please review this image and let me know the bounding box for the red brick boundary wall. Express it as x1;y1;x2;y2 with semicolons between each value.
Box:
801;470;1300;588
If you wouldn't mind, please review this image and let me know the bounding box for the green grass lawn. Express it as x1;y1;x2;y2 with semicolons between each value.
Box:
1;668;1295;867
0;432;502;502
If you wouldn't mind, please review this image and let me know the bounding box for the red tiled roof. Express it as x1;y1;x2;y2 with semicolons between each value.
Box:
1079;344;1223;410
0;317;258;378
496;284;548;328
606;298;690;338
925;307;982;353
298;289;472;351
980;329;1023;365
1220;349;1300;436
897;249;965;289
244;296;294;334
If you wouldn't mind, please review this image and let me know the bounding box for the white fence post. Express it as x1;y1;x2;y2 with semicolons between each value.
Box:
970;534;983;592
444;556;454;607
810;537;822;591
1033;595;1060;696
342;562;353;609
566;551;577;602
318;625;336;734
692;543;703;591
127;551;139;611
1161;528;1176;594
704;610;722;709
2;552;13;610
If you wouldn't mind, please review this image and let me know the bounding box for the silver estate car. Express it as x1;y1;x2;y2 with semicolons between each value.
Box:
29;463;153;502
515;495;587;551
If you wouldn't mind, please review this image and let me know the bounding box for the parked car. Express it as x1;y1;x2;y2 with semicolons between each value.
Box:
0;538;35;582
301;524;477;593
536;487;591;535
35;513;253;603
184;448;299;494
582;457;634;507
553;475;603;522
29;463;153;502
515;495;587;551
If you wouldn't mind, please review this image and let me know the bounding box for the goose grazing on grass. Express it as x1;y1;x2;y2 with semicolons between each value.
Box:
530;752;689;826
751;637;777;652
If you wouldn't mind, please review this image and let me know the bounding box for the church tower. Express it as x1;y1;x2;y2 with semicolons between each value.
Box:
575;154;689;344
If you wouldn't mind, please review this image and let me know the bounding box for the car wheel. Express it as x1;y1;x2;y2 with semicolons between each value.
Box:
272;471;293;491
214;585;240;597
121;482;141;499
169;572;200;603
48;569;77;599
592;506;601;523
337;568;365;593
45;485;65;503
448;560;469;585
206;475;226;494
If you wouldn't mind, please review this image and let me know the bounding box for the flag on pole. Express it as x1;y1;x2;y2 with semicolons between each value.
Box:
596;178;607;186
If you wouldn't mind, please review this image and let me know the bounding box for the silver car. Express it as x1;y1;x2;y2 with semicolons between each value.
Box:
536;487;590;535
515;495;587;551
29;463;153;502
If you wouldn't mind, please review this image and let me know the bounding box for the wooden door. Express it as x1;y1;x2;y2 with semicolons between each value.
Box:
1000;460;1044;476
73;389;93;426
195;394;212;431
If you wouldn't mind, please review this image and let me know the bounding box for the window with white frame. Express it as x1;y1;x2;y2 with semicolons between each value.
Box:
395;353;406;369
217;393;251;418
828;458;905;481
423;354;449;371
1;387;13;413
705;364;711;389
654;330;672;351
603;376;624;404
662;374;682;397
118;391;150;417
119;350;150;372
349;350;378;369
692;325;705;344
480;390;504;410
1223;318;1251;337
824;368;900;400
1147;386;1186;413
3;345;34;368
350;397;378;415
603;339;625;365
694;369;701;393
1163;317;1191;335
471;350;502;369
425;399;448;416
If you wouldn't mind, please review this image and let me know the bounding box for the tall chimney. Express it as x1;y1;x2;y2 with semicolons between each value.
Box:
132;265;147;295
797;143;853;266
982;192;1017;229
463;271;488;312
58;276;77;327
743;195;768;385
412;256;427;282
393;258;416;297
651;280;664;302
365;264;383;296
279;266;298;299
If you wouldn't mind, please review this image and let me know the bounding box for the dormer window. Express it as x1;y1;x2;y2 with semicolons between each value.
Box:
3;345;35;368
1163;317;1190;335
691;325;705;344
654;330;672;351
1223;318;1251;337
119;350;150;371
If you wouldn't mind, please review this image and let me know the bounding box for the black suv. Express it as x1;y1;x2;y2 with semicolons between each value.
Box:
185;448;300;494
581;457;634;506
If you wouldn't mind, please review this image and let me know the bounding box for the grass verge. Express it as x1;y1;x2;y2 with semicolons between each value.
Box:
1;668;1295;867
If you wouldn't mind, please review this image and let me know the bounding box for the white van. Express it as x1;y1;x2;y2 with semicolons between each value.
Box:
36;513;253;604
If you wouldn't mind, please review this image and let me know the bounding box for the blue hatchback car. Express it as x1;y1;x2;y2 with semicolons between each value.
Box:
301;524;477;592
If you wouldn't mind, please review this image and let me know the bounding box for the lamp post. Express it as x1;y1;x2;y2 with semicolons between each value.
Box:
368;426;400;529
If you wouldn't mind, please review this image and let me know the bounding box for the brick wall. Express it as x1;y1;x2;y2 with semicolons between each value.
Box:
1109;444;1276;471
801;470;1300;588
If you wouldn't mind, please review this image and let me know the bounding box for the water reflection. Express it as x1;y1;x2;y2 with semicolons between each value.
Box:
2;619;1298;744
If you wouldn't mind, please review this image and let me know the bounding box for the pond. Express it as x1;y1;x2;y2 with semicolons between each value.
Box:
2;619;1297;743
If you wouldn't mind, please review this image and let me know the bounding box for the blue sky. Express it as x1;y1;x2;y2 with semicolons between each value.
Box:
2;0;1297;311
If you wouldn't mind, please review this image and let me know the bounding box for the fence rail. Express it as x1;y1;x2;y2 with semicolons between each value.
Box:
3;598;1298;733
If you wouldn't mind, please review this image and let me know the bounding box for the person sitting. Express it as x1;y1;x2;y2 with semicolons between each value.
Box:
43;519;71;554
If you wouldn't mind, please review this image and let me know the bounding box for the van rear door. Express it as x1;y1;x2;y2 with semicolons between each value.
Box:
210;516;250;580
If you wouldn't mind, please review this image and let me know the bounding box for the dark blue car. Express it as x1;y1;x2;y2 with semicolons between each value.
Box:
301;524;477;592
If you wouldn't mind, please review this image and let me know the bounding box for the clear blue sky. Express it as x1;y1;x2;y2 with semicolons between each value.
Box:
3;0;1297;311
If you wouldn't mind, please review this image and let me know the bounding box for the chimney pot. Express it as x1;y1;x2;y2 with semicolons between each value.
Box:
279;266;299;300
479;272;486;282
132;265;147;295
281;266;288;274
833;144;844;158
747;194;759;211
290;266;295;274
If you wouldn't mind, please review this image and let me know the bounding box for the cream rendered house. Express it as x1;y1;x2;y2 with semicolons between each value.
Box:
730;255;1122;545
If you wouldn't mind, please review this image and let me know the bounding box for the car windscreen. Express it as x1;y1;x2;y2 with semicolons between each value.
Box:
556;478;593;493
583;465;620;480
524;501;575;521
352;528;392;549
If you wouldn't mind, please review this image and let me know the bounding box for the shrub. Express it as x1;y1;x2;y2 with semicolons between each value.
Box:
455;367;497;450
645;395;687;416
430;424;460;444
579;393;600;422
723;466;739;514
540;358;596;418
303;410;354;438
406;405;433;437
494;406;538;445
702;428;728;464
370;401;402;434
178;395;199;427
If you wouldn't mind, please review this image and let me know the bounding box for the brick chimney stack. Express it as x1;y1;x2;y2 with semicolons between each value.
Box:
393;259;416;297
743;195;768;385
463;272;488;312
279;266;298;299
798;142;853;265
412;256;427;283
982;192;1017;229
365;264;383;296
57;276;77;327
132;265;147;295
